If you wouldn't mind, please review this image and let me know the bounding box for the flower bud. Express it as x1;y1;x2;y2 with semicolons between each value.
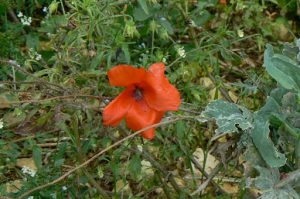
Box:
149;20;159;33
49;1;59;14
124;19;140;38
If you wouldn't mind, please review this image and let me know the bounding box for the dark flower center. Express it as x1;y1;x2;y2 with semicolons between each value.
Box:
133;87;143;101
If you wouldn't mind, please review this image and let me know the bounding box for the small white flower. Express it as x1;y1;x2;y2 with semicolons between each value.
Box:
43;7;48;13
17;12;23;18
0;119;3;129
176;46;186;58
162;57;167;64
35;53;42;61
27;196;34;199
137;145;143;152
237;29;244;38
62;186;67;191
20;16;32;26
21;166;36;177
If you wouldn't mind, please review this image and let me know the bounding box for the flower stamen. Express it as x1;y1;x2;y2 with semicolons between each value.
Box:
134;87;143;101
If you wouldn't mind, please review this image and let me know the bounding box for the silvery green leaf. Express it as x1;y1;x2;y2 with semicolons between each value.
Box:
264;44;300;92
202;100;252;135
253;166;300;199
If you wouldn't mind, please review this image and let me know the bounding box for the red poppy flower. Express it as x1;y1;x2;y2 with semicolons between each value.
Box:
103;62;180;139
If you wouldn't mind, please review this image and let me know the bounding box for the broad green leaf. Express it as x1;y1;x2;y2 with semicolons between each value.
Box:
158;18;174;34
264;44;300;92
202;100;252;135
251;93;286;168
133;6;152;21
251;115;286;168
253;166;300;199
137;0;149;15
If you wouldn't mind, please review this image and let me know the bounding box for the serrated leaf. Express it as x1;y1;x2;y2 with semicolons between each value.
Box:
202;100;252;135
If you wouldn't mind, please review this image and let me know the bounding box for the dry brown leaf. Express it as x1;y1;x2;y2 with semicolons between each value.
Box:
5;180;23;193
221;182;239;194
192;148;219;174
0;95;10;109
115;180;131;193
16;158;37;172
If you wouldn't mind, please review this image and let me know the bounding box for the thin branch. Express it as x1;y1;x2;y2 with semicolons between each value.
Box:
191;150;237;196
191;163;222;196
8;94;104;104
140;147;190;197
17;118;182;199
0;60;65;92
207;73;234;103
174;140;225;194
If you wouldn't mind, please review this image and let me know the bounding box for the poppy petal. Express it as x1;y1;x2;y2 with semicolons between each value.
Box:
108;65;147;87
103;86;135;126
143;62;181;111
125;99;164;139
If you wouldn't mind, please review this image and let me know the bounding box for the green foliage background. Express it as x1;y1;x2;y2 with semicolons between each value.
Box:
1;0;300;198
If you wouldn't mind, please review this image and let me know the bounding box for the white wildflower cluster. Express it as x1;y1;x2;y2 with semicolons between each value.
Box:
0;119;3;129
21;166;36;177
175;45;186;58
29;48;42;61
62;186;67;191
17;12;32;26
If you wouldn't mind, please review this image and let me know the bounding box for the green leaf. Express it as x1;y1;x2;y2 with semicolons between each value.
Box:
264;44;300;92
175;120;186;139
137;0;149;15
252;166;300;199
90;51;104;69
122;44;131;64
158;17;174;34
128;154;141;180
33;145;42;170
26;33;39;49
251;115;286;168
133;6;152;21
202;100;252;135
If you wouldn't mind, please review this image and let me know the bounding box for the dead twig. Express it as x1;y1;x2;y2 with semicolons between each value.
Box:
191;162;222;196
8;94;104;104
0;60;65;92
